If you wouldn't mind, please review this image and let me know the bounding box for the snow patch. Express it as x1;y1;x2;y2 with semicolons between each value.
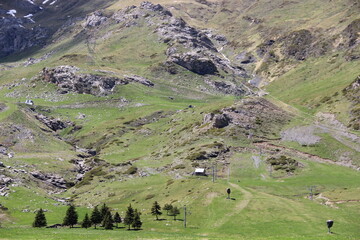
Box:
42;0;50;4
25;0;35;5
24;14;35;23
50;0;57;5
7;10;17;17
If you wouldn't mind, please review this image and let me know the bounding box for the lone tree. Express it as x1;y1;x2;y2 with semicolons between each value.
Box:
81;213;92;229
114;212;122;228
90;206;102;229
63;205;78;228
163;203;173;215
132;209;142;230
103;211;114;230
169;206;180;220
123;204;135;230
151;201;162;220
100;203;110;222
32;208;47;228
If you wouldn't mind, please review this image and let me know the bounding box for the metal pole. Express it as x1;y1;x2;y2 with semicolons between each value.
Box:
184;205;187;228
212;165;215;183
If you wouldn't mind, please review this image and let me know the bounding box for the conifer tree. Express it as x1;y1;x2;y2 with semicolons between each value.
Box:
100;203;109;222
123;204;135;230
91;206;102;229
63;205;78;228
103;211;114;230
32;208;47;228
113;212;122;228
132;209;142;230
169;206;180;220
151;201;162;220
81;213;92;228
163;203;173;215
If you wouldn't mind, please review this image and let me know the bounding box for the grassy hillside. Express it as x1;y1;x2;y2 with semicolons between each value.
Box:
0;0;359;239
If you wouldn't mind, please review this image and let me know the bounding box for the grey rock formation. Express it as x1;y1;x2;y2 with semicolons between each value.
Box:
124;75;154;87
83;11;108;28
169;52;218;75
41;66;127;95
34;114;72;131
213;114;231;128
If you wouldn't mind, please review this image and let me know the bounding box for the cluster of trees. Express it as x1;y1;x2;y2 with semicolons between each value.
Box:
151;201;180;220
33;203;142;230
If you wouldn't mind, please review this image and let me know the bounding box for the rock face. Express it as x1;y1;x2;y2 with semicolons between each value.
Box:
0;17;49;58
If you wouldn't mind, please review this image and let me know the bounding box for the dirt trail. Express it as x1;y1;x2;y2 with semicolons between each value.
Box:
214;182;252;227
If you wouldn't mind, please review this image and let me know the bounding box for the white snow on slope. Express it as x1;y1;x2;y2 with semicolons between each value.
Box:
26;0;35;5
24;14;35;23
7;10;17;17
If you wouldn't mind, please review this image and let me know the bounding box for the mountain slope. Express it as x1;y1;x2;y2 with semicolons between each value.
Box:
0;1;359;239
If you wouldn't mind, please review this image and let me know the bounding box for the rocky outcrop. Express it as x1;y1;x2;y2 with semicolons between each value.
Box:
282;29;313;60
35;114;72;132
124;75;154;87
0;175;12;197
169;52;218;75
30;171;68;189
82;11;108;28
341;19;360;47
203;98;291;134
40;66;154;95
41;66;127;95
205;80;247;95
203;113;231;128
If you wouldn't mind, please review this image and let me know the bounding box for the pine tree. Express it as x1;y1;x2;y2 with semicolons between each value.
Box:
123;204;135;230
163;203;173;215
113;212;122;228
63;205;78;228
90;206;102;229
32;208;47;228
103;211;114;230
81;213;92;228
151;201;162;220
100;203;109;222
132;209;142;230
169;206;180;220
